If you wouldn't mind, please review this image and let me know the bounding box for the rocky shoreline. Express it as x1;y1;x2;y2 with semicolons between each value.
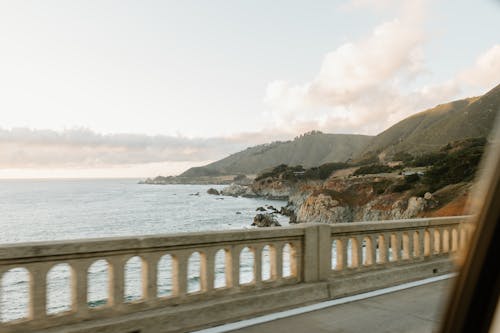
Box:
139;174;253;186
141;138;482;228
206;184;291;227
207;166;471;227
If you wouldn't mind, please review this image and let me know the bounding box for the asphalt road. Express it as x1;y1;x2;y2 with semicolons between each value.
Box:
230;279;453;333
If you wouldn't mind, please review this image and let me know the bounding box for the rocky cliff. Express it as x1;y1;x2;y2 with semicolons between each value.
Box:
294;176;440;223
246;137;483;224
256;174;471;224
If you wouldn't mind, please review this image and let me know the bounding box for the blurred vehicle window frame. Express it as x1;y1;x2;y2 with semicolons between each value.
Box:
441;115;500;333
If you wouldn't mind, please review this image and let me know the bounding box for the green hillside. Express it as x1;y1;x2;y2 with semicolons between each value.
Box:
180;131;372;176
359;83;500;159
176;83;499;178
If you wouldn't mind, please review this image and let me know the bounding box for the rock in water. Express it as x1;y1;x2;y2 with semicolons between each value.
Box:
221;184;256;197
267;205;279;213
252;213;281;227
207;188;220;195
256;206;266;212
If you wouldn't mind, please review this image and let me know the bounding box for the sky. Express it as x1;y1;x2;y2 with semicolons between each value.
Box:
0;0;499;178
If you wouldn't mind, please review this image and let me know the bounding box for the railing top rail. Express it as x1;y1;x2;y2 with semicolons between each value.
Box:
0;216;473;262
0;226;306;261
329;215;473;236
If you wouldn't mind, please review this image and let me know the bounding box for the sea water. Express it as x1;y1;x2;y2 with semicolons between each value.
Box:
0;179;288;321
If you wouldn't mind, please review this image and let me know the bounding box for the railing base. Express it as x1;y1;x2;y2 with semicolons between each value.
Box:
329;258;455;299
32;259;456;333
36;283;329;333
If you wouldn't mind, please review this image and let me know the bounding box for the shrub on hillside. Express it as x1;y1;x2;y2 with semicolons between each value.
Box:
410;152;447;167
302;162;349;180
392;151;414;163
391;183;413;193
423;138;486;191
353;164;394;176
256;163;349;182
255;164;290;181
355;153;379;166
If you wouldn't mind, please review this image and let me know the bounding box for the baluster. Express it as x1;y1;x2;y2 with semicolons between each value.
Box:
432;228;440;255
459;227;466;250
443;228;451;253
229;246;240;287
142;253;160;304
396;232;403;261
275;243;283;279
254;244;263;284
379;234;389;264
408;231;415;259
109;256;126;308
354;237;363;268
440;228;446;254
29;263;50;320
203;249;215;292
389;234;398;262
224;249;234;288
451;228;459;252
424;229;431;256
71;260;91;317
448;227;454;252
402;232;411;260
173;252;188;297
456;226;462;251
337;238;348;270
290;241;300;277
365;236;376;266
413;230;422;258
269;245;278;280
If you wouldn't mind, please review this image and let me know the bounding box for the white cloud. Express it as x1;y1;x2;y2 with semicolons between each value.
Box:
266;17;425;107
265;1;427;134
457;45;500;88
0;127;296;172
264;0;499;135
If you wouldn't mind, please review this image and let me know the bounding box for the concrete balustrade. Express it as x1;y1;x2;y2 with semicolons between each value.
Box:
329;217;472;278
0;216;473;333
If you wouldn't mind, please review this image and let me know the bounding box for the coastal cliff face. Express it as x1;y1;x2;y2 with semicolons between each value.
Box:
247;172;470;224
244;137;483;224
294;177;434;223
250;177;298;200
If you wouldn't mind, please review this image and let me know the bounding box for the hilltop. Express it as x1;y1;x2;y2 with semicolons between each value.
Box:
143;83;499;184
179;131;372;177
358;83;500;161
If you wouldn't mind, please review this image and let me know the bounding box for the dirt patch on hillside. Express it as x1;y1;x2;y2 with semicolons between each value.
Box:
422;182;471;217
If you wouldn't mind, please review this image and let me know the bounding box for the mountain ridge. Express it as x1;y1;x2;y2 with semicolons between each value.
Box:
158;83;500;180
359;83;500;160
180;131;373;177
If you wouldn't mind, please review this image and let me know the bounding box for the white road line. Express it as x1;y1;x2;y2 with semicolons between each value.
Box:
192;273;457;333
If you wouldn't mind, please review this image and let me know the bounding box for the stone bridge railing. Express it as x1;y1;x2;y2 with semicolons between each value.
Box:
0;216;473;333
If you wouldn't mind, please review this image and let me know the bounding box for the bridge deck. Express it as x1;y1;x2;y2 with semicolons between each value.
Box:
222;279;453;333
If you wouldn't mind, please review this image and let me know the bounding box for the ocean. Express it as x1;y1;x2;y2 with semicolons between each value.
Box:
0;179;288;321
